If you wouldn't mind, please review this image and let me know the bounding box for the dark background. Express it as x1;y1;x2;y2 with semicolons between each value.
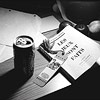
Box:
0;0;100;99
0;0;56;17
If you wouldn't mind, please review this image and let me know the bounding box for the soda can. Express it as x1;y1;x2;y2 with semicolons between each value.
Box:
13;35;35;78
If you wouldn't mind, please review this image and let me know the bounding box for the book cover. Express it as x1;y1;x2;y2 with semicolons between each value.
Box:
48;25;100;80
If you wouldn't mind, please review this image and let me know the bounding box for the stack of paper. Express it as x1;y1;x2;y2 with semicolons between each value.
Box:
0;7;60;63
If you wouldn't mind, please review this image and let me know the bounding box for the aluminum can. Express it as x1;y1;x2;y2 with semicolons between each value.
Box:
13;35;35;78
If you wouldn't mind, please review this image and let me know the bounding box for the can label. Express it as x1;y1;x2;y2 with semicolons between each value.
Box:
13;35;35;78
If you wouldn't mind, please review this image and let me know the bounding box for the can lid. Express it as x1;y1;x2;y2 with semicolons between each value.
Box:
13;35;34;48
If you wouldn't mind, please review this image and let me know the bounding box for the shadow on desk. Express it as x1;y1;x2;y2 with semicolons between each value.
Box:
0;68;29;100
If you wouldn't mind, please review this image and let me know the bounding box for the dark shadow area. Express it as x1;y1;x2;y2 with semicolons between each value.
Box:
0;0;56;17
0;68;29;100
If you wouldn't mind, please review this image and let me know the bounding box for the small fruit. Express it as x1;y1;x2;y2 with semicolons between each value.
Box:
52;3;60;14
57;20;73;33
89;20;100;33
75;24;89;36
88;20;100;40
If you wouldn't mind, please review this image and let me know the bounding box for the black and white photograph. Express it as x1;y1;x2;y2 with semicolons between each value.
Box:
0;0;100;100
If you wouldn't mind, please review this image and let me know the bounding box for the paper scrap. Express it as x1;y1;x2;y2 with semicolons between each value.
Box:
40;16;60;33
0;45;13;63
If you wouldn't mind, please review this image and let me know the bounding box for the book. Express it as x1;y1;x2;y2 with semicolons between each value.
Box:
49;25;100;80
37;25;100;86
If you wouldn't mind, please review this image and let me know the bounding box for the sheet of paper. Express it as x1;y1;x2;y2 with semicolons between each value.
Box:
49;25;100;79
0;45;13;75
40;16;60;33
0;8;60;48
0;45;5;57
0;8;60;63
0;7;46;47
0;45;13;63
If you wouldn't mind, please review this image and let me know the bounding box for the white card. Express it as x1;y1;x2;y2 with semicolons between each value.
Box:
40;16;60;33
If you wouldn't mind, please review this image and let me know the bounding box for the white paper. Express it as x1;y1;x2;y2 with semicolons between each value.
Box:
49;25;100;79
0;8;45;47
0;45;5;57
0;8;60;48
0;8;60;63
96;57;100;66
0;45;13;63
40;16;60;33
